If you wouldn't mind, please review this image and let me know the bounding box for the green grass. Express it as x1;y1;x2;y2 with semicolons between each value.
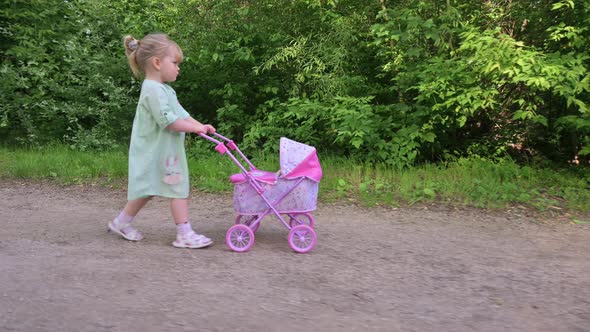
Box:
348;157;588;213
1;145;589;217
0;145;128;186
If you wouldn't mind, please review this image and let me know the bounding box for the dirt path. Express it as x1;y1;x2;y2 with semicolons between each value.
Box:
1;181;589;332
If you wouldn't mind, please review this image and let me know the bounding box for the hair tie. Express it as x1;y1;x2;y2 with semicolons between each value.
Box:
128;39;139;51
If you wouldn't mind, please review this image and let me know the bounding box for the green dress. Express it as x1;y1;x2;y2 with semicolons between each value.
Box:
127;79;191;200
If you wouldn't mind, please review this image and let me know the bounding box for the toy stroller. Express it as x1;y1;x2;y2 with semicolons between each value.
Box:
200;133;321;253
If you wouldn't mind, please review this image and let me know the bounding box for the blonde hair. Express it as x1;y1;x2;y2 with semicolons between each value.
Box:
123;33;183;78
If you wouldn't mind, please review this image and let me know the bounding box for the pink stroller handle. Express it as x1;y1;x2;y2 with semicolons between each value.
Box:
215;143;227;154
209;133;237;150
199;133;256;170
198;132;221;144
198;133;227;154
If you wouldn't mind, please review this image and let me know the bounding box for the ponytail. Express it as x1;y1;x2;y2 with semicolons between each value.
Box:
123;35;141;78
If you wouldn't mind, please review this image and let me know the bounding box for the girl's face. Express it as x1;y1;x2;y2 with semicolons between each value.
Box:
159;47;182;83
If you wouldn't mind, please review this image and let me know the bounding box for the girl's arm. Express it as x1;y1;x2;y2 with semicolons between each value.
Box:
166;117;215;134
187;117;216;133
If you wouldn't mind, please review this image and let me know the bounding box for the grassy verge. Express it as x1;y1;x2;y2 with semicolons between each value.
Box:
1;145;589;218
0;145;128;186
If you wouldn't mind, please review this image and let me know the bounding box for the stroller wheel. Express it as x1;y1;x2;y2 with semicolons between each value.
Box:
287;212;314;228
235;215;260;233
288;225;317;254
226;224;255;252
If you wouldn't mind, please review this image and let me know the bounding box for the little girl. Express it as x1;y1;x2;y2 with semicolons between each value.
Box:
108;33;214;249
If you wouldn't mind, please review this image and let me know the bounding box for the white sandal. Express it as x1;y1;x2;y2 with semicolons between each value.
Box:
108;218;144;241
173;231;213;249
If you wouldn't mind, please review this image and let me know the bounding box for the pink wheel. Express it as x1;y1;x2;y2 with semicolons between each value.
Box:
235;215;260;233
288;224;317;253
226;224;255;252
287;212;314;228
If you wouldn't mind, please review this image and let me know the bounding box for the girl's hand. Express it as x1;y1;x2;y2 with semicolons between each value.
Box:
194;124;207;134
204;124;216;133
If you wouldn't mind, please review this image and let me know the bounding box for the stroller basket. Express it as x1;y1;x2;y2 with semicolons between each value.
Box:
231;136;321;214
233;177;319;215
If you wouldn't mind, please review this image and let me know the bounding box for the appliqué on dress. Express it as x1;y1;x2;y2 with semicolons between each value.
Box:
163;154;182;185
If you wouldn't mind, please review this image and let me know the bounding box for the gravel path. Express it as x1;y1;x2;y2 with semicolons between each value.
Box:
1;181;589;332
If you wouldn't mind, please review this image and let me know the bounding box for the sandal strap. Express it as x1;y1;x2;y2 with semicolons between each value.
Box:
109;219;144;241
121;227;143;241
180;231;211;244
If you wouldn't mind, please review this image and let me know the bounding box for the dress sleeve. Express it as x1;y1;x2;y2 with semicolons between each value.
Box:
170;88;191;119
178;104;190;119
145;86;179;129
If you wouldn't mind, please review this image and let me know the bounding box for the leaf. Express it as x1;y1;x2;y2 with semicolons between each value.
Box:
423;188;435;198
359;182;368;192
351;137;363;149
457;115;467;127
513;110;531;120
552;3;564;10
422;132;436;143
532;115;548;127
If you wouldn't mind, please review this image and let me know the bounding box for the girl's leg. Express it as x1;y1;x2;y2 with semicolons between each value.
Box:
170;198;189;224
123;197;152;217
170;198;212;249
109;197;152;241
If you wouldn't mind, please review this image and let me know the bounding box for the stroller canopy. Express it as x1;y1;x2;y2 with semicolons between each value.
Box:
280;137;322;182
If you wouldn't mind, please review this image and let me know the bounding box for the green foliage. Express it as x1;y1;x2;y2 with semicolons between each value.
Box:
0;0;138;149
1;0;589;168
371;0;590;164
